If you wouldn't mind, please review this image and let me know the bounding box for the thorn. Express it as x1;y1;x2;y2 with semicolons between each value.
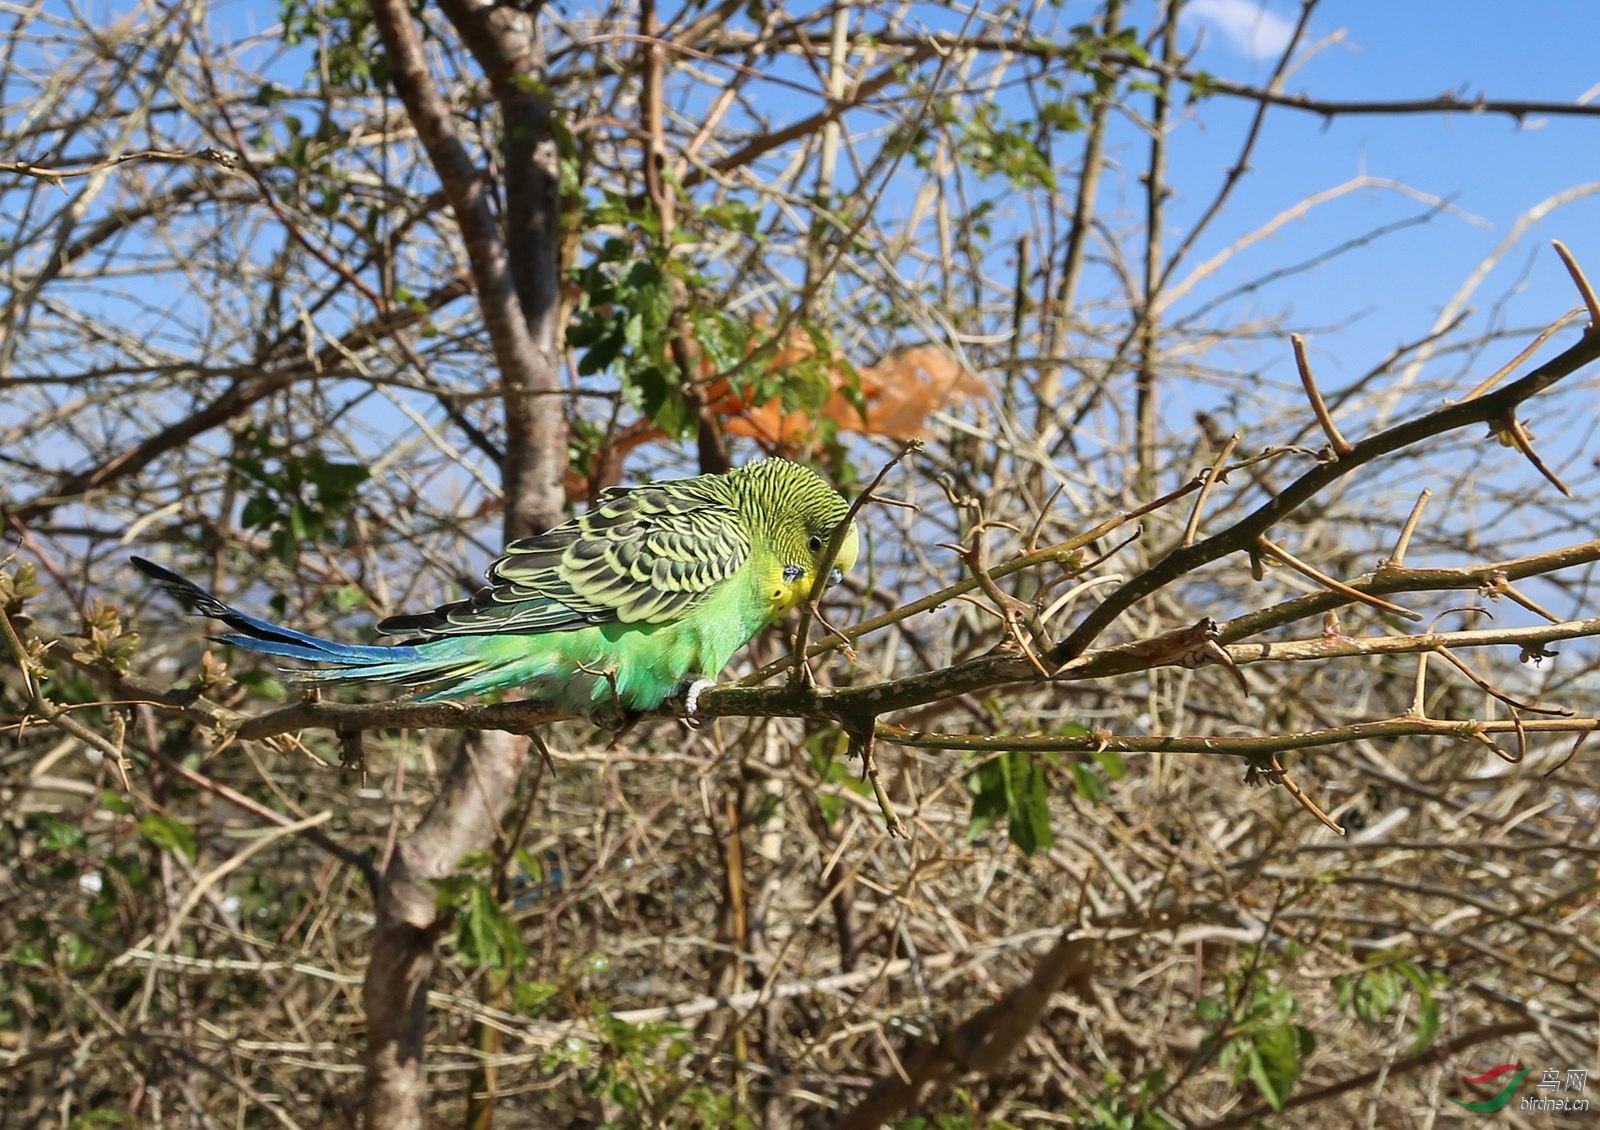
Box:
1257;535;1422;621
1552;239;1600;334
1489;412;1572;497
1291;333;1354;456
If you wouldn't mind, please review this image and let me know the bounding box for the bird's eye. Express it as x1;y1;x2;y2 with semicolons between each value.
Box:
807;534;824;553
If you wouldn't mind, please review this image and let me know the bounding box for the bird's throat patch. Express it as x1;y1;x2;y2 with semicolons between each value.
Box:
766;561;811;615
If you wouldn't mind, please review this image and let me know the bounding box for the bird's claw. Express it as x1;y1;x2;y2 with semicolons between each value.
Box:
680;677;716;728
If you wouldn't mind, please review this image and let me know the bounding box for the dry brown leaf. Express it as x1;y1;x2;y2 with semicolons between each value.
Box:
569;322;988;499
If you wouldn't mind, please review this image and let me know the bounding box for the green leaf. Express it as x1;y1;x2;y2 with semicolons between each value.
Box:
1352;967;1401;1027
63;933;98;968
1092;748;1127;779
1247;1025;1313;1111
1069;759;1108;802
821;758;871;799
463;885;499;963
1195;998;1226;1024
691;308;749;373
137;813;198;863
966;750;1054;854
431;872;473;910
1039;99;1084;132
1395;961;1441;1052
1413;994;1440;1053
622;259;661;290
512;980;558;1014
455;882;527;971
622;311;645;352
751;792;783;827
513;848;545;886
702;199;760;236
565;315;604;348
508;74;550;98
634;367;695;439
233;668;288;699
239;495;278;530
817;793;843;825
309;460;369;499
577;327;625;376
1006;751;1054;855
34;816;86;852
965;757;1009;842
0;559;42;605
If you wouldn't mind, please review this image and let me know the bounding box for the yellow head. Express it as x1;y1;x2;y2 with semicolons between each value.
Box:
732;459;859;614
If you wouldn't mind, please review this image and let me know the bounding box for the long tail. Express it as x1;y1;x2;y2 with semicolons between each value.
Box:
130;556;482;693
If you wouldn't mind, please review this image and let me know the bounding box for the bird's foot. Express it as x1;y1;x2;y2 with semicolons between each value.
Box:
588;700;643;740
678;677;717;729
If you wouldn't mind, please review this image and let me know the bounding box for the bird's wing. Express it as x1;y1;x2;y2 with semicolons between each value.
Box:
377;476;751;637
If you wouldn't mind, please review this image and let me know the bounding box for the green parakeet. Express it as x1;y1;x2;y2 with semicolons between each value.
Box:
132;458;858;717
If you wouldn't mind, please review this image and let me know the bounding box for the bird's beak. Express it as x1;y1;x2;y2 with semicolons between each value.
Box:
828;566;844;588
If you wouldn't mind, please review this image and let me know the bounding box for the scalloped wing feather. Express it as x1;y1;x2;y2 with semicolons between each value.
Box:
376;475;752;638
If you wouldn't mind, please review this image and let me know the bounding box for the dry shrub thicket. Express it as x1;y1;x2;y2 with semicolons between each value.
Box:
3;1;1599;1127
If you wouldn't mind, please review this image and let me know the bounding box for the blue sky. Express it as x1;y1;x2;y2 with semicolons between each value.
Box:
7;0;1599;568
1171;0;1600;386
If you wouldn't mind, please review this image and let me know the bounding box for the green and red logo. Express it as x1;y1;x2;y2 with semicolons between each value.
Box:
1450;1064;1534;1113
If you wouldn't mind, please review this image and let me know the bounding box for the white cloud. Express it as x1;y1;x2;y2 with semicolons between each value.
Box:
1187;0;1297;61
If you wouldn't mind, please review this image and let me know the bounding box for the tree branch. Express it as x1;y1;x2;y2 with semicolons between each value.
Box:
372;0;565;540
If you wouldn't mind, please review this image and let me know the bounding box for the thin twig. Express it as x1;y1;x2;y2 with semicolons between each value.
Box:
1434;644;1572;717
1290;333;1353;456
1256;536;1422;621
1462;308;1585;400
1544;724;1598;777
1551;239;1600;333
1384;488;1431;569
1181;431;1240;547
1481;573;1563;624
0;147;239;187
878;710;1600;755
850;722;905;838
1;605;131;787
135;731;379;888
1268;754;1345;835
1410;650;1430;718
790;439;921;685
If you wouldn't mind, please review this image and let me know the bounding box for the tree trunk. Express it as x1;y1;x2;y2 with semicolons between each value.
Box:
363;0;565;1123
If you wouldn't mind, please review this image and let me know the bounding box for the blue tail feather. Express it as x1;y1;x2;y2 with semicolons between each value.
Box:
131;556;431;681
208;631;422;666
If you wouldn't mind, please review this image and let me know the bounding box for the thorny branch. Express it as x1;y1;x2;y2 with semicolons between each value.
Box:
8;7;1600;1124
0;147;241;187
789;437;922;687
30;305;1594;829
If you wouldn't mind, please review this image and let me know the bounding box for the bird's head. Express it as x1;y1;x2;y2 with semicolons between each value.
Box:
798;516;860;590
736;459;860;609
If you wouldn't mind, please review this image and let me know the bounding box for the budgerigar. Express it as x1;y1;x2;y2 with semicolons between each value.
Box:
132;458;858;718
